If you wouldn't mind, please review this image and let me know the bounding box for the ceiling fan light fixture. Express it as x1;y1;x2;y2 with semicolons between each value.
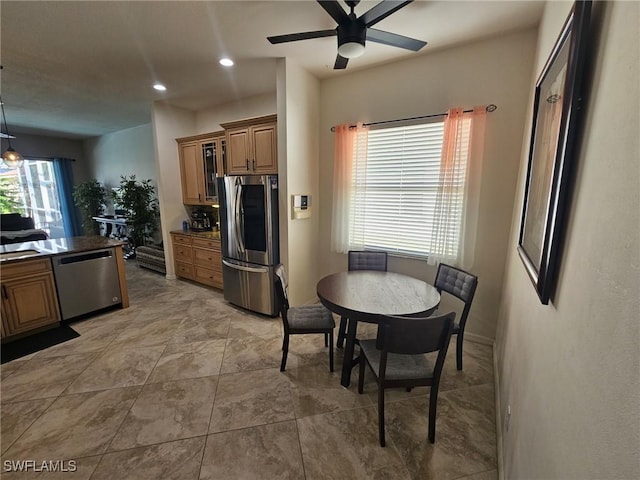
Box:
338;41;365;58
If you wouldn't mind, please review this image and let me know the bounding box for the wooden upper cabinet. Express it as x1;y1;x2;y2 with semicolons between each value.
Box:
177;132;225;205
222;115;277;175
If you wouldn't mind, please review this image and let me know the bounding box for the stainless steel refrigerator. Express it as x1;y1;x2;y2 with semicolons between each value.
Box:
217;175;280;316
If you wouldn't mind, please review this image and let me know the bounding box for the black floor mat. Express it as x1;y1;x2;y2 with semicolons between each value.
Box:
1;325;80;364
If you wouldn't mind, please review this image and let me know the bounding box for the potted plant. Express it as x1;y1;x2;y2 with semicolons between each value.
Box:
73;179;107;235
112;175;159;251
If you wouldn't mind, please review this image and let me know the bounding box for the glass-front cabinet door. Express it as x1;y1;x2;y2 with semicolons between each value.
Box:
202;136;226;203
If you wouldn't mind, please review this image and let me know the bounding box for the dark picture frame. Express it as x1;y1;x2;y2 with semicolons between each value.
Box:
518;1;592;304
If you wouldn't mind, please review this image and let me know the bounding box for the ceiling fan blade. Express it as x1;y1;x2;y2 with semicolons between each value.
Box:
267;29;337;44
317;1;349;24
334;54;349;69
360;0;413;27
366;28;426;51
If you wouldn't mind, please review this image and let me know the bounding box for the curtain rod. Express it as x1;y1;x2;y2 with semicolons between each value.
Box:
330;104;497;132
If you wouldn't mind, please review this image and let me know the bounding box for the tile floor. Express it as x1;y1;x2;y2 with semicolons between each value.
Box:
1;262;498;479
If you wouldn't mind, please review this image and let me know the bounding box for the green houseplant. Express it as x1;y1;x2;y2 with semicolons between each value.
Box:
73;179;107;235
112;175;159;249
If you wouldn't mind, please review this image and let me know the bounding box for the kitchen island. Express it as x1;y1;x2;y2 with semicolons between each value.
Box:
0;236;129;342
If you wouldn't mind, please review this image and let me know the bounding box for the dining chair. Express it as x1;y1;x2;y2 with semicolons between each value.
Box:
433;263;478;371
274;264;335;372
336;250;388;348
357;311;455;446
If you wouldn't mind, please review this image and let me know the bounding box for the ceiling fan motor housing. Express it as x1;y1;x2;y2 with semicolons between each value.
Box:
337;20;366;58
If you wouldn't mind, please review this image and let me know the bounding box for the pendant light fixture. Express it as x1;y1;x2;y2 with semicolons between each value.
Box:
0;65;23;169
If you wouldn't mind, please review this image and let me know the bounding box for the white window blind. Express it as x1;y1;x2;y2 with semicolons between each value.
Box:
349;120;470;259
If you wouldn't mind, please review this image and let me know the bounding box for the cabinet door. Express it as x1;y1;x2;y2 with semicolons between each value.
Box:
202;141;218;202
179;141;206;204
216;137;226;177
2;273;60;336
252;124;277;174
226;128;251;175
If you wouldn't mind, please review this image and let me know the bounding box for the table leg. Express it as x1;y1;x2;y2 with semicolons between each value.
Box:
341;317;358;387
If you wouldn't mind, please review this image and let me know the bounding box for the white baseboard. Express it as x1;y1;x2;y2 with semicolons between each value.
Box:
465;332;494;346
493;341;505;480
165;274;177;280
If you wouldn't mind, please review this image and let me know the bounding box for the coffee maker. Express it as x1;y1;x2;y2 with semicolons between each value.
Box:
190;208;213;232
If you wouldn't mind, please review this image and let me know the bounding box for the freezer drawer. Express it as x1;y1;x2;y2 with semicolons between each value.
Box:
222;258;278;316
52;248;121;320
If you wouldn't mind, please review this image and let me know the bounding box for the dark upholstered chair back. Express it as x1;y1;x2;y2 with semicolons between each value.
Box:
378;312;454;356
1;213;35;231
348;251;388;272
434;263;478;304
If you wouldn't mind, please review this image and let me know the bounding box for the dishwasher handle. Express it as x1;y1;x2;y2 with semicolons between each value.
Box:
57;249;113;265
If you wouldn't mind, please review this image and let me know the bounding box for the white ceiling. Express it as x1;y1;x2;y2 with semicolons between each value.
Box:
0;1;543;140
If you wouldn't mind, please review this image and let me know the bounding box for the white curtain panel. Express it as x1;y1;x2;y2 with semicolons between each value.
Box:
428;107;486;269
331;123;369;253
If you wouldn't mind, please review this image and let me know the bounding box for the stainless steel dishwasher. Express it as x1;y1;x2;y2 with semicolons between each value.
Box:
52;248;122;320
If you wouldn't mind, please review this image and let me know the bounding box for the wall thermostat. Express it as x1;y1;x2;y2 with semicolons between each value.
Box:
291;194;311;219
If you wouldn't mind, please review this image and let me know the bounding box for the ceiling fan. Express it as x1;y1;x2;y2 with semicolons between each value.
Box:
267;0;427;70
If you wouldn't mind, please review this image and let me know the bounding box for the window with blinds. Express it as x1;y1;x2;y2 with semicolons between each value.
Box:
348;119;469;259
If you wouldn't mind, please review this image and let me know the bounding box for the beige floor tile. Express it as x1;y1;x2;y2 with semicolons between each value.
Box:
147;339;226;383
108;376;217;451
1;360;27;380
385;384;497;480
91;437;205;480
220;334;284;373
64;345;166;394
458;469;499;480
297;406;410;480
0;353;98;404
2;387;141;461
209;368;294;433
34;322;122;359
283;364;373;419
169;317;231;345
1;398;56;454
110;317;180;348
200;421;304;480
226;311;282;338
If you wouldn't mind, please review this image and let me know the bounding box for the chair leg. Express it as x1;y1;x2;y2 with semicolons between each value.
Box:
358;355;366;394
428;385;439;443
456;332;464;371
280;335;290;372
337;316;348;348
324;332;329;347
378;385;386;447
329;331;334;372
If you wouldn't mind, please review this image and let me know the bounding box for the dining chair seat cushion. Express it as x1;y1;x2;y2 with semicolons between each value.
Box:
359;339;435;381
288;304;335;330
429;308;461;333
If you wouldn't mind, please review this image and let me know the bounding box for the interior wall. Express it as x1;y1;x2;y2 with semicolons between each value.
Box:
279;59;321;306
83;123;156;191
196;92;276;134
496;1;640;478
151;102;196;278
9;133;88;183
318;28;537;341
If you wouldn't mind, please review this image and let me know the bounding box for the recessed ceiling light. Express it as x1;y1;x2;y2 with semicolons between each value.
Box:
219;58;234;67
153;83;167;92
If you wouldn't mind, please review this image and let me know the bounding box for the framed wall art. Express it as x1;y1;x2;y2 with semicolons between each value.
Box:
518;1;592;304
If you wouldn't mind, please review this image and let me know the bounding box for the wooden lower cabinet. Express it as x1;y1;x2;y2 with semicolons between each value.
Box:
1;258;61;340
171;232;222;289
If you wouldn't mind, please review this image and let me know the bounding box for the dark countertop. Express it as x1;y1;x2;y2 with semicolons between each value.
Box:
0;236;127;263
170;230;221;240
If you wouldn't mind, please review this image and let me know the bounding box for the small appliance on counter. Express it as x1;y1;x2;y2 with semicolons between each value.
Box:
190;208;213;232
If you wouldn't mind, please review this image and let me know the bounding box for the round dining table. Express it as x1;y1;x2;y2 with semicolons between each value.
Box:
316;270;441;387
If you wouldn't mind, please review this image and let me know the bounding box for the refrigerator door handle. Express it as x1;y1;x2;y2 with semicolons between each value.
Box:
222;259;269;274
234;179;245;253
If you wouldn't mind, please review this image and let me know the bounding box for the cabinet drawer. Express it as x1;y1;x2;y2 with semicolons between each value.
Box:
193;248;221;269
194;266;222;288
173;245;192;263
192;237;220;250
175;261;194;280
2;258;52;279
172;234;192;246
